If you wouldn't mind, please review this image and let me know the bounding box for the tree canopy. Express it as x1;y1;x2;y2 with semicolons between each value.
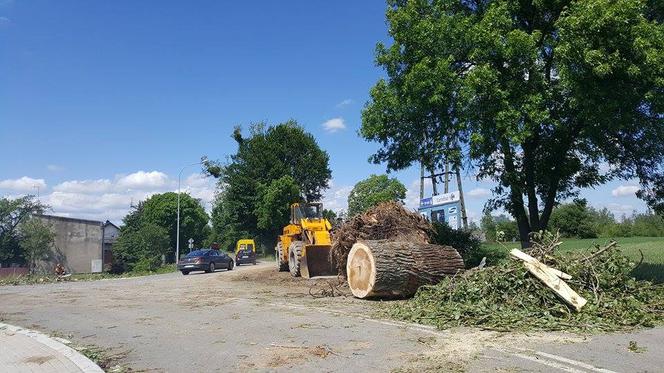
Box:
0;196;47;265
118;192;210;264
362;0;664;245
206;121;331;251
19;217;56;274
548;199;598;238
113;222;170;272
347;174;407;217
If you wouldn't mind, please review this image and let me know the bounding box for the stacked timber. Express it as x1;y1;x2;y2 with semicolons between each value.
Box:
346;240;465;299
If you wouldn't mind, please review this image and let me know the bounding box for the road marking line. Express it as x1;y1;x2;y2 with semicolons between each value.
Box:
512;352;588;373
534;351;619;373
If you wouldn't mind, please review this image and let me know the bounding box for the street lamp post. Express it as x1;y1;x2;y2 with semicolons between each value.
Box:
176;161;204;263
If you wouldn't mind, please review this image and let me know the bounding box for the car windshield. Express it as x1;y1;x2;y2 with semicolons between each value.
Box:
186;250;208;257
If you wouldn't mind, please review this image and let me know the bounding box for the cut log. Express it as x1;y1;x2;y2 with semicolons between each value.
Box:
346;240;464;299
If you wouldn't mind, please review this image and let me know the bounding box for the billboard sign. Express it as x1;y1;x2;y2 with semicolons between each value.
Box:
420;192;460;207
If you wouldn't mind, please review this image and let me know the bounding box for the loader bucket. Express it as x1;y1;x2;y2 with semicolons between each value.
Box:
300;244;336;278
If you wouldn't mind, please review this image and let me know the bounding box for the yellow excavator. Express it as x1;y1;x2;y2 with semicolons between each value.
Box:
275;202;336;278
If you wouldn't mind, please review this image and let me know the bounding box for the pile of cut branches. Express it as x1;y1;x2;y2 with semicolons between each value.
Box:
330;201;433;275
390;232;664;332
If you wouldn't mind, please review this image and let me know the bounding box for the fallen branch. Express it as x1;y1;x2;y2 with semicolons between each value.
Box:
510;249;587;311
510;249;572;280
581;241;618;262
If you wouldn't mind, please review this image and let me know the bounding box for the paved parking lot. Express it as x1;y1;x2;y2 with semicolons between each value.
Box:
1;262;662;372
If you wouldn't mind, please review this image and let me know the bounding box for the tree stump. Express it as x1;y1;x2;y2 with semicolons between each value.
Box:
346;240;464;299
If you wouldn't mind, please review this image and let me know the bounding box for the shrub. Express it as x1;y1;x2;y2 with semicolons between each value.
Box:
430;222;496;268
132;256;162;273
549;199;598;238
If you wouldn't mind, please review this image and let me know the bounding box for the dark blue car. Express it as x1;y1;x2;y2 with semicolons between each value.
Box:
177;249;234;275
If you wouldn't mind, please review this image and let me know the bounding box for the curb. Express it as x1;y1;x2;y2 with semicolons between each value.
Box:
0;322;105;373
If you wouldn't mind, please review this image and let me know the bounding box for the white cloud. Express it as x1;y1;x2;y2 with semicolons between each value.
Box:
116;171;168;190
0;176;47;192
53;179;113;194
404;178;433;210
181;173;217;208
47;164;64;172
336;99;352;108
322;181;353;213
611;185;639;197
322;117;346;133
18;170;218;224
467;188;491;198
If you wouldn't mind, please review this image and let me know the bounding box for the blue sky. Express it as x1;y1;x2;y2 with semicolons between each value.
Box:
0;0;646;224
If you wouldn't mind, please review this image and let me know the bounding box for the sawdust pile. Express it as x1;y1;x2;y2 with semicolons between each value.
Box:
331;201;433;275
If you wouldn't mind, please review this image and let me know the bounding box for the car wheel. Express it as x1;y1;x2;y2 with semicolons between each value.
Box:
181;271;189;275
236;261;241;266
227;260;234;271
253;259;256;265
206;262;215;273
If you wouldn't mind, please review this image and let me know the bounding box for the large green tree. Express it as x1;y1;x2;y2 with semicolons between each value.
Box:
206;121;331;251
118;192;210;263
113;223;170;272
347;174;407;217
18;217;56;274
548;199;598;238
362;0;664;246
0;196;47;265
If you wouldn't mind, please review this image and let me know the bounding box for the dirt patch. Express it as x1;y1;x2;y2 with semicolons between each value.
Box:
228;266;349;298
22;355;54;365
246;343;339;369
398;328;585;371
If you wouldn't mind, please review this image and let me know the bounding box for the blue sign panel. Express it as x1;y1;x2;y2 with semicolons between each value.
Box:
418;200;462;229
419;197;433;207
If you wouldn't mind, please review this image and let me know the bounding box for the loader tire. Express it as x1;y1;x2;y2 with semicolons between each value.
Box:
288;241;303;277
276;243;288;272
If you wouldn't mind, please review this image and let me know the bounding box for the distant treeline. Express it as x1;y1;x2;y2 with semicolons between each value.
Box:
481;199;664;242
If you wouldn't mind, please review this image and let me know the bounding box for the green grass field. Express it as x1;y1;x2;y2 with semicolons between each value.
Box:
482;236;664;283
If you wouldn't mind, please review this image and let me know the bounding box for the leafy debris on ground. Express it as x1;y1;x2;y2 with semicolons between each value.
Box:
308;277;349;298
0;265;176;286
330;201;433;275
390;231;664;332
628;340;647;353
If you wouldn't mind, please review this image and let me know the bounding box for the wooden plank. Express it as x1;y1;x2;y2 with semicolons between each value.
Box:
510;249;572;280
523;261;587;311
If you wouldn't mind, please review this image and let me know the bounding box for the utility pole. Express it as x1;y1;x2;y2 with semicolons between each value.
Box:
444;161;450;194
455;164;468;229
429;162;439;196
176;161;204;263
419;161;425;201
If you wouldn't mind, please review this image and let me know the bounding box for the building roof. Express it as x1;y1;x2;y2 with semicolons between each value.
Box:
36;214;107;226
102;220;120;230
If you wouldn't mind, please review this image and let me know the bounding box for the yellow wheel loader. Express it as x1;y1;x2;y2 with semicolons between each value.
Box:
275;202;336;278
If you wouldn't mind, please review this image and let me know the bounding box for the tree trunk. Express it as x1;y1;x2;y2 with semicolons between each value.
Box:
517;219;532;248
346;240;464;299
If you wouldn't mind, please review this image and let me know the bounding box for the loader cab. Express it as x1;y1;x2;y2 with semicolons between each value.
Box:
291;203;322;224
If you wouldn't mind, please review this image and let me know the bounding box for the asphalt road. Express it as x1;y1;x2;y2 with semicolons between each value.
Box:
1;262;662;372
